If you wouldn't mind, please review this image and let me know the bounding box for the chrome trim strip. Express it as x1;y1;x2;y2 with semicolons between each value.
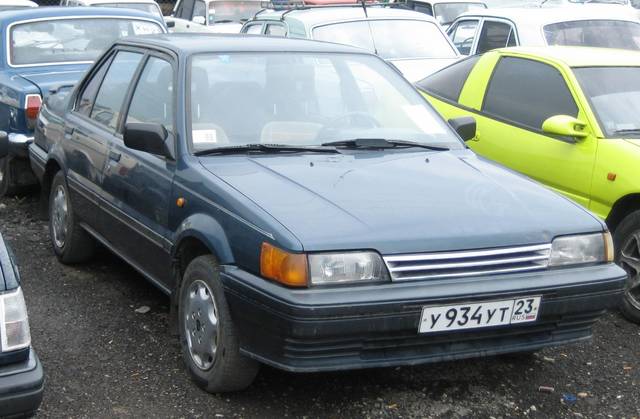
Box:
388;254;549;272
384;244;551;263
6;15;165;68
173;181;275;240
394;265;546;281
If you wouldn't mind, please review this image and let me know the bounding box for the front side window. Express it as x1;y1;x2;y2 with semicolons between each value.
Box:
265;24;286;36
176;0;194;18
483;57;578;130
544;20;640;50
433;3;486;26
449;19;479;55
126;57;174;134
193;0;206;21
91;51;143;130
476;20;516;54
188;52;463;152
9;18;163;66
208;1;262;24
574;66;640;137
313;20;458;60
244;23;263;34
417;55;481;102
76;56;113;116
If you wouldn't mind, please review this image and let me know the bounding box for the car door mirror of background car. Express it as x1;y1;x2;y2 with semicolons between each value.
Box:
542;115;588;141
0;131;8;159
448;116;476;142
123;123;173;159
166;20;176;28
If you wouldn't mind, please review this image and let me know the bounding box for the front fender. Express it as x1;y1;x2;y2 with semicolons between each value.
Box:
172;212;234;264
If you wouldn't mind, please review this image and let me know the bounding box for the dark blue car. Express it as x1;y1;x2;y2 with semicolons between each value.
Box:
0;6;166;196
28;34;626;392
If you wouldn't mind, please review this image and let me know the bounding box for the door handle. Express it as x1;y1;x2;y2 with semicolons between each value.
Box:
64;127;74;136
108;151;121;162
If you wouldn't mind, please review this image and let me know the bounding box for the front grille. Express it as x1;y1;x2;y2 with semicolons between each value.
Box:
384;244;551;281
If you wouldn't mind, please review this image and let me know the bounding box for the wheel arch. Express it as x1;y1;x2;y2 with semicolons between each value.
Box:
40;156;65;219
605;193;640;234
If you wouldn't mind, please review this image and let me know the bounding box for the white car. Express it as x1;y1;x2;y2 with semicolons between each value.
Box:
166;0;263;33
447;6;640;55
59;0;164;20
241;5;461;82
0;0;37;11
394;0;487;28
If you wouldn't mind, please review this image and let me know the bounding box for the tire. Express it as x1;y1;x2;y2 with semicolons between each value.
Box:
0;156;17;197
613;210;640;324
178;255;259;393
48;171;95;264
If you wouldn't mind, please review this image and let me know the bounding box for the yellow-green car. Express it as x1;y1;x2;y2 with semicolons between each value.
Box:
417;46;640;322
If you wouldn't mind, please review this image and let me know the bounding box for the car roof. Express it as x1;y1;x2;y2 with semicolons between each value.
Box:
76;0;159;5
457;5;636;24
0;5;165;22
1;0;37;7
121;32;374;54
497;46;640;67
415;0;486;4
253;5;438;25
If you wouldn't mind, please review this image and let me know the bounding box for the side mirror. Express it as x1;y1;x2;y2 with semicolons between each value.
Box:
166;20;176;28
123;123;173;159
192;16;205;25
542;115;588;140
0;131;8;159
448;116;476;142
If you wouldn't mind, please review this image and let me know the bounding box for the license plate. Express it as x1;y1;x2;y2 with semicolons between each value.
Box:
419;296;541;334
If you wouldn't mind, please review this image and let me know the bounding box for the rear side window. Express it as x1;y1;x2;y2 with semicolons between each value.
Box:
482;57;578;130
476;20;516;54
416;55;480;102
544;20;640;50
449;19;479;55
91;51;143;130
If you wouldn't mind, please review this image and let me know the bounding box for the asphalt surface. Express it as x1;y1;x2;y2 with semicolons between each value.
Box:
0;194;639;418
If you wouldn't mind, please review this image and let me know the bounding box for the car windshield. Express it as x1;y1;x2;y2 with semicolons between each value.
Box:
544;20;640;50
574;66;640;137
94;3;163;18
207;1;262;23
189;52;462;152
312;19;457;60
433;2;486;25
10;18;164;66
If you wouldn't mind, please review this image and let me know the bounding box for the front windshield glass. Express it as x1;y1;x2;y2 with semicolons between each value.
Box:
544;20;640;50
94;3;163;18
574;66;640;137
433;2;486;25
189;53;462;152
207;1;262;24
312;20;457;59
10;18;164;66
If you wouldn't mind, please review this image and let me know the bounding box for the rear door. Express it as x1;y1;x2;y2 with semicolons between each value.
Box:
101;53;176;288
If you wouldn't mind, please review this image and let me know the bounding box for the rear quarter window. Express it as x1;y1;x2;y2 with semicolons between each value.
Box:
416;55;480;102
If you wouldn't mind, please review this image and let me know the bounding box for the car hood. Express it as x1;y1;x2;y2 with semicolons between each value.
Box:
389;58;459;82
199;150;603;254
18;66;89;97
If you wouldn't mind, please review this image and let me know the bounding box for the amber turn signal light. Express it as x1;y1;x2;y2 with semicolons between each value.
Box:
260;243;308;287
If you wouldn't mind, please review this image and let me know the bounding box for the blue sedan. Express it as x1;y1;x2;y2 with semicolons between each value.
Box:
0;6;166;196
28;34;625;392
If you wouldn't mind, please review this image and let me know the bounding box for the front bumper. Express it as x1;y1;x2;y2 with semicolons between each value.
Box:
7;134;33;159
221;264;626;372
0;349;43;417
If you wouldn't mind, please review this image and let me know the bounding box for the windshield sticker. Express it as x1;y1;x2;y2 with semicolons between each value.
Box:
193;129;218;144
402;105;446;134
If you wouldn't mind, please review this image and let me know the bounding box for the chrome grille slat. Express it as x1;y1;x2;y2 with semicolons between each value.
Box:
384;244;551;281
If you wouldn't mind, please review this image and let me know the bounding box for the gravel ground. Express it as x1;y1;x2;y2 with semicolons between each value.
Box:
0;194;639;418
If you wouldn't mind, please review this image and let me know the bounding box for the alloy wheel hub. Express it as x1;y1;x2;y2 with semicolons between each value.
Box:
184;280;218;371
52;185;68;249
620;231;640;310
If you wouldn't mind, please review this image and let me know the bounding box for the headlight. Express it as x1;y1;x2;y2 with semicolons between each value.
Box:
548;232;614;267
0;287;31;352
309;251;389;285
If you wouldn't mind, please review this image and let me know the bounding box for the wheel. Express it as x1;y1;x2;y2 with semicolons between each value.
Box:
614;210;640;324
178;255;259;393
0;156;17;197
48;171;95;264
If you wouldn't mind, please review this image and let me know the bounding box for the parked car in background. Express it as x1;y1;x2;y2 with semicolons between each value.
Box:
0;210;43;416
60;0;164;20
31;34;625;392
393;0;487;28
241;4;460;81
417;46;640;322
0;0;37;12
446;7;640;55
166;0;263;33
0;7;166;197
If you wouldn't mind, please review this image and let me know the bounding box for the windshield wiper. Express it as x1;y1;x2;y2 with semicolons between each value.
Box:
613;128;640;137
194;143;338;156
321;138;449;151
